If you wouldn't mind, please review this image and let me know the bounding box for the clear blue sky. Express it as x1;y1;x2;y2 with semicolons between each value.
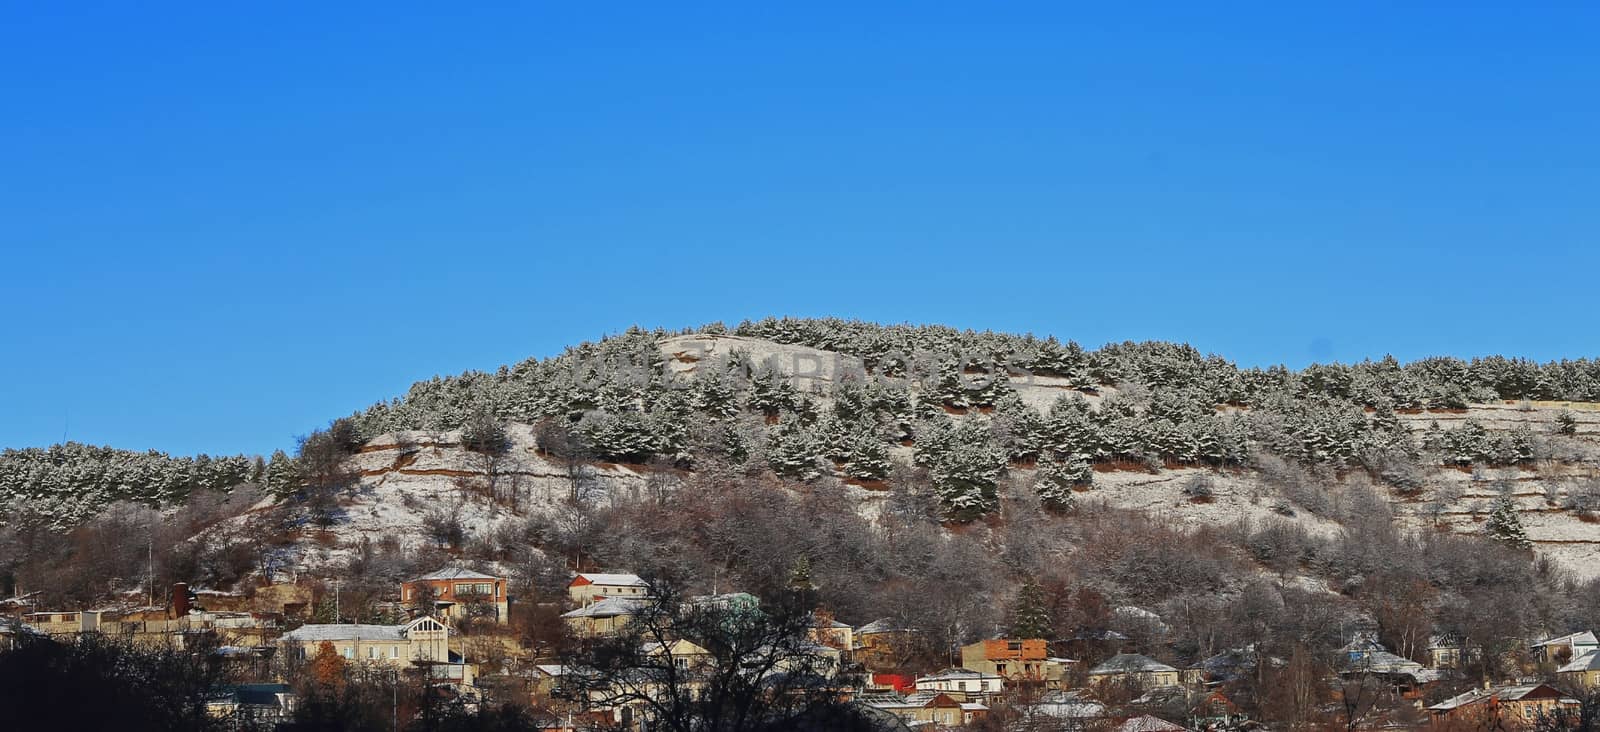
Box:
2;3;1596;457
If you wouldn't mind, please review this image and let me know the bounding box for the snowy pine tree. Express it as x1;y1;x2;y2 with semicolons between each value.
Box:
1034;453;1090;510
1485;494;1532;550
844;430;894;481
1009;579;1053;640
768;420;825;481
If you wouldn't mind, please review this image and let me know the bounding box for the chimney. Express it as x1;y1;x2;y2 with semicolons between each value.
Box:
172;583;190;618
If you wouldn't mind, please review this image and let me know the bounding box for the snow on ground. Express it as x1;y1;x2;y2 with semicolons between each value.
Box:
204;338;1600;581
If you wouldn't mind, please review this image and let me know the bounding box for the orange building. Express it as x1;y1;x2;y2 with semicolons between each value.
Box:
1428;684;1578;729
961;638;1074;686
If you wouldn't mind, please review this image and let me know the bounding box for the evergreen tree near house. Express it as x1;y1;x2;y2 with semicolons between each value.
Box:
1485;494;1532;550
1009;579;1053;640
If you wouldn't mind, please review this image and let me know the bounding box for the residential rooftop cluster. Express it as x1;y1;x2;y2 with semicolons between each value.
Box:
4;567;1597;731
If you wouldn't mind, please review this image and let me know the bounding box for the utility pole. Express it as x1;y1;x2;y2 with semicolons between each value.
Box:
146;529;154;608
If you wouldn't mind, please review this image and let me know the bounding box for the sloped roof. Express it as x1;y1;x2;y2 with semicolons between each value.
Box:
572;573;647;587
208;683;292;707
1535;631;1598;648
561;597;646;619
1090;653;1178;675
1429;684;1564;711
1116;715;1189;732
917;667;999;683
810;615;851;629
281;623;407;643
857;618;913;635
412;567;502;582
1559;650;1600;673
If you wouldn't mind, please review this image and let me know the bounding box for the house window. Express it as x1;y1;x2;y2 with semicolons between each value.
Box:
342;647;353;659
391;646;399;659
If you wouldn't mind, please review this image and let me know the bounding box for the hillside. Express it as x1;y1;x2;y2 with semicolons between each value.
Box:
5;318;1600;608
210;331;1600;583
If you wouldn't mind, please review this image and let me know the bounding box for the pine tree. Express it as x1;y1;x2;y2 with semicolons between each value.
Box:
930;436;1007;520
768;420;825;481
1034;453;1090;510
1554;410;1578;436
844;430;894;481
1485;494;1532;550
1009;579;1053;640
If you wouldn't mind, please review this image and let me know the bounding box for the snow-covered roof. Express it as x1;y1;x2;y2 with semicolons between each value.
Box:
917;668;1000;683
281;623;407;643
561;597;646;619
1559;650;1600;673
1348;650;1424;673
0;617;41;636
857;618;912;635
1116;715;1189;732
534;664;567;677
1429;684;1565;711
1089;653;1178;675
571;573;646;587
810;615;851;629
1031;691;1108;719
1535;630;1598;648
901;691;960;707
412;567;502;582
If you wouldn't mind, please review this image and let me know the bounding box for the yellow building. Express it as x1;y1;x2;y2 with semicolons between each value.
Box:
561;597;646;637
1558;650;1600;689
1088;654;1181;689
567;573;649;607
279;616;471;684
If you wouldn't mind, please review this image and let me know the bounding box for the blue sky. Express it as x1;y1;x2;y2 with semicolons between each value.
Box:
2;3;1596;457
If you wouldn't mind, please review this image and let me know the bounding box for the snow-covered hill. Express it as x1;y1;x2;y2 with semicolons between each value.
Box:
214;334;1600;582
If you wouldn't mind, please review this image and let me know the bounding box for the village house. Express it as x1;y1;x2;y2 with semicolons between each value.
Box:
960;638;1074;687
1532;630;1598;665
1116;714;1190;732
1557;649;1600;689
401;568;510;624
858;691;971;727
561;597;646;637
279;616;471;684
1029;689;1109;726
205;683;296;725
566;573;648;607
23;609;104;636
1428;683;1579;727
808;612;854;652
1088;654;1181;690
854;618;916;669
0;617;39;650
1340;650;1440;701
914;667;1004;702
1428;633;1466;668
1187;690;1246;729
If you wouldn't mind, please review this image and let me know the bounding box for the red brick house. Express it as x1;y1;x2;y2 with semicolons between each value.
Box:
401;568;508;624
